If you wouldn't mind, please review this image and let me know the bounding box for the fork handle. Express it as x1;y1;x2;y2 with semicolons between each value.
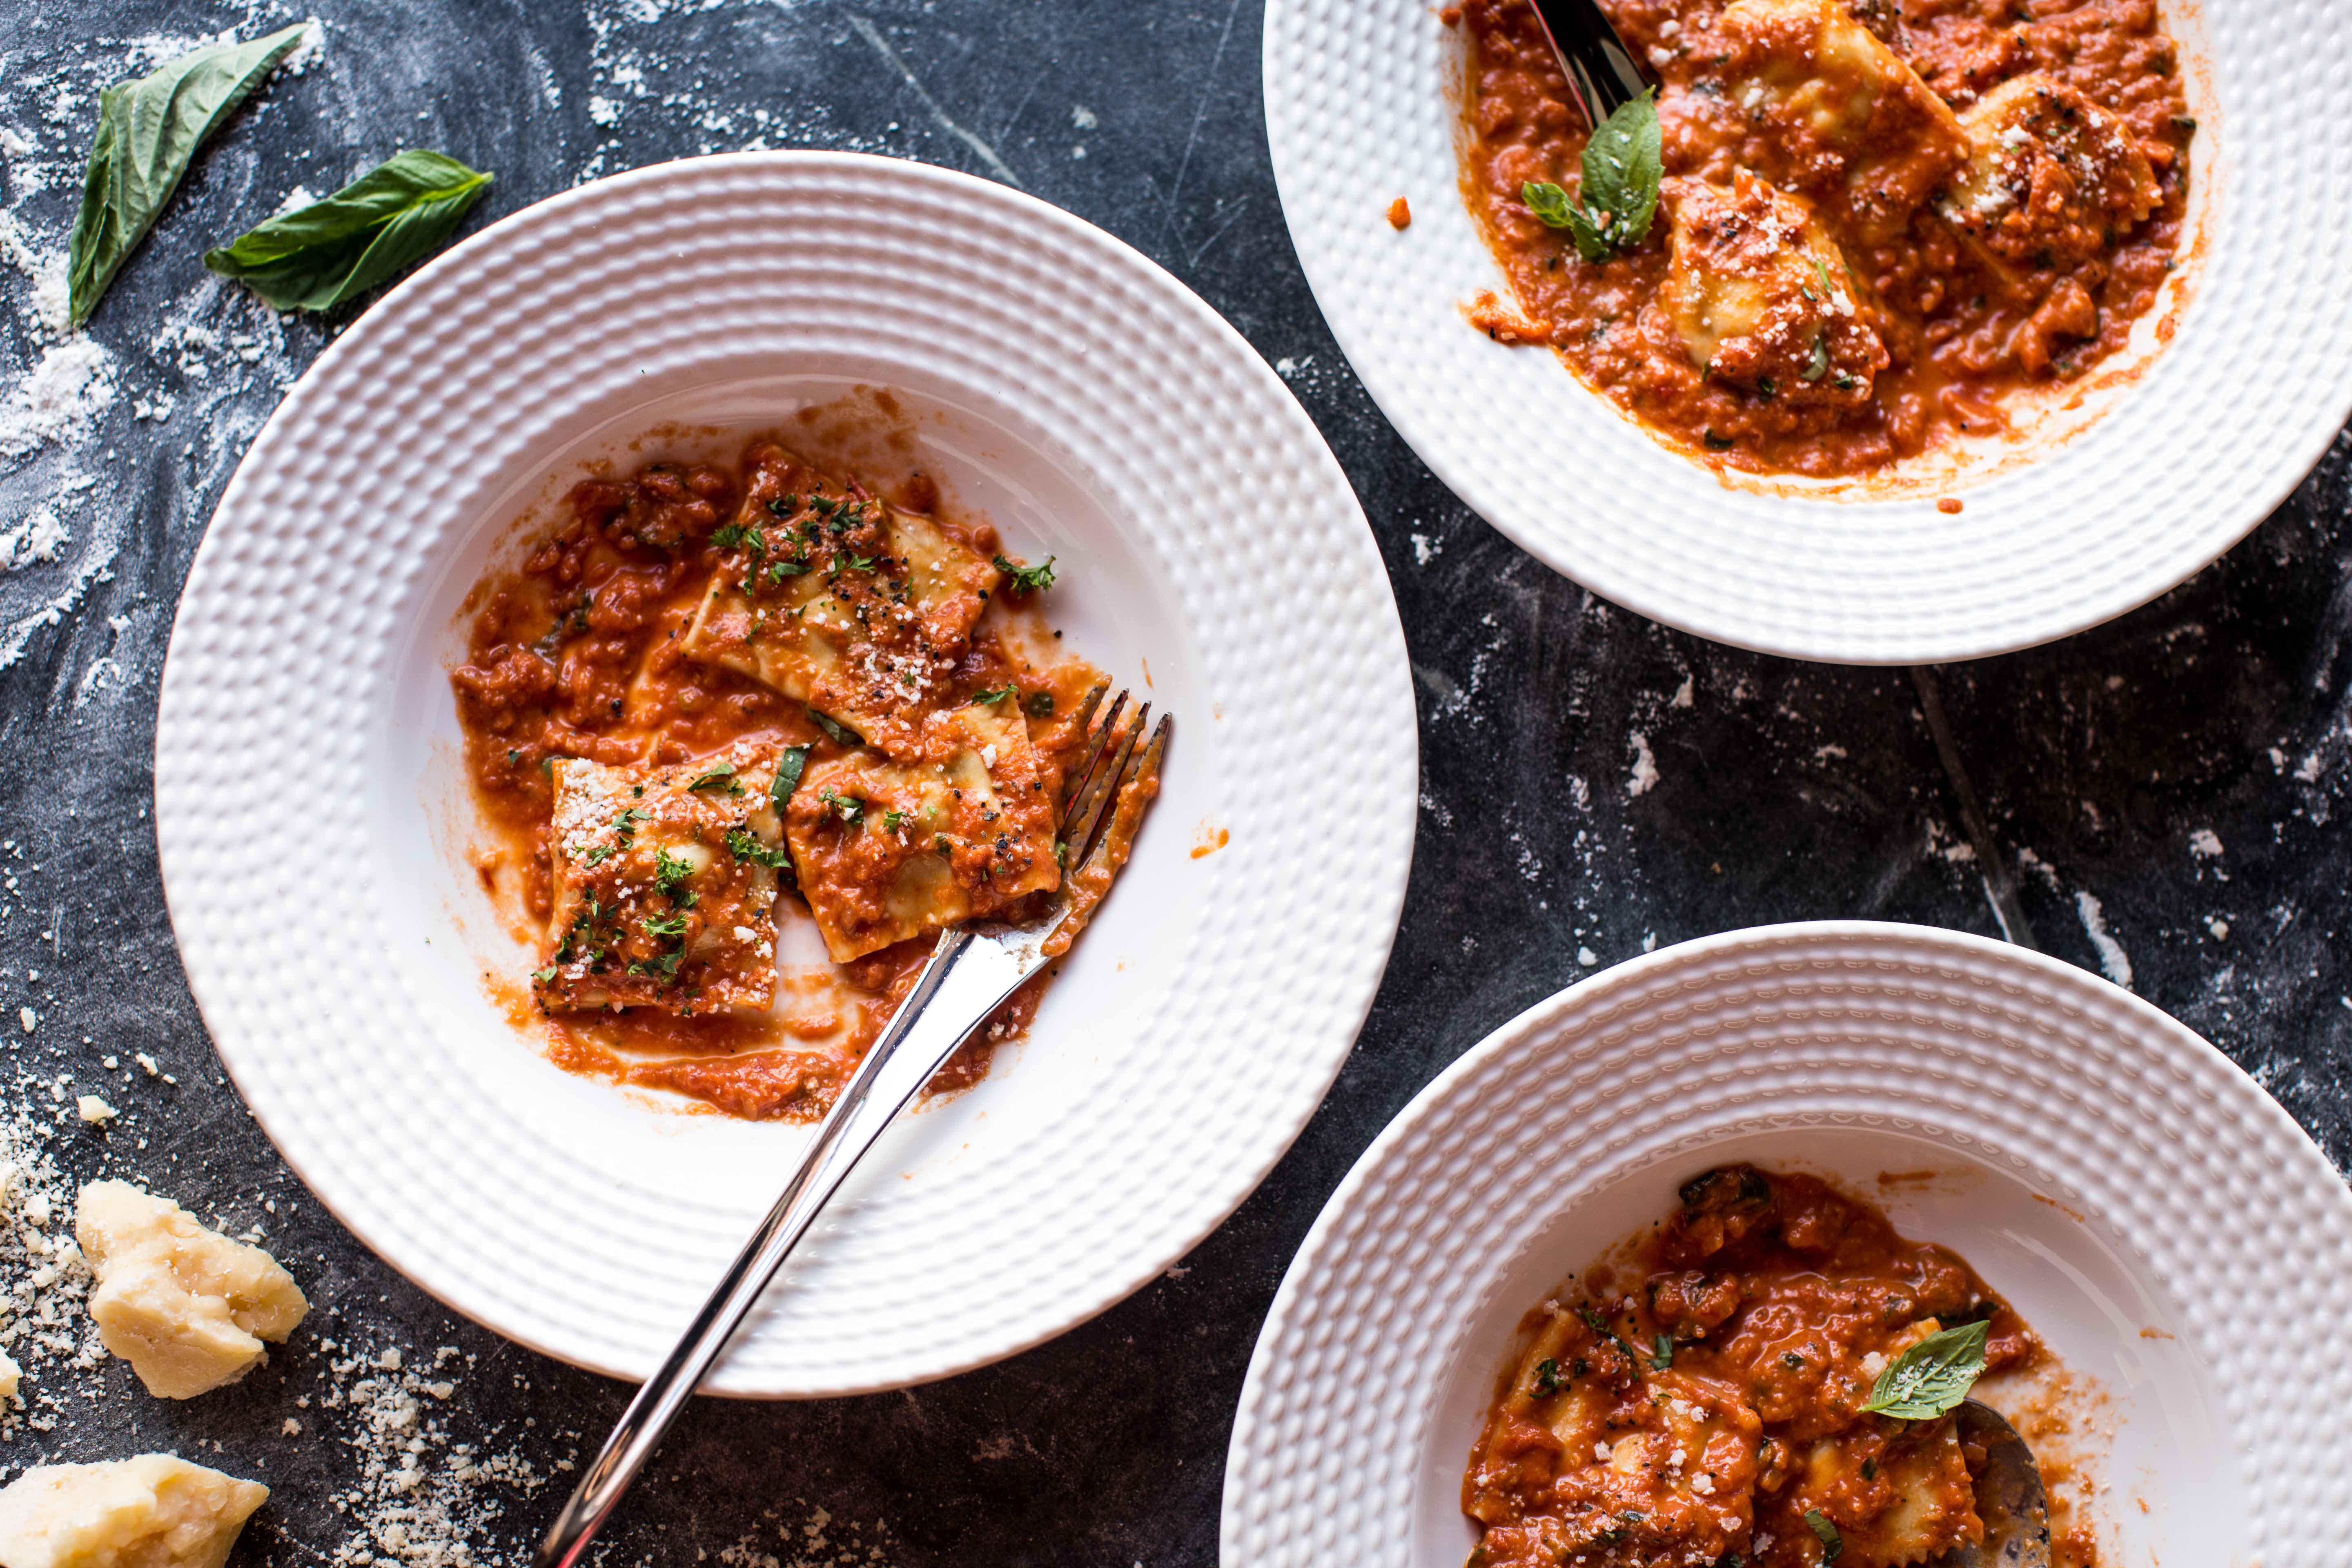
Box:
534;927;1034;1568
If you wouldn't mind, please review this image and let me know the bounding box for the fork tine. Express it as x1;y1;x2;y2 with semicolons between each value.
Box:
1067;682;1107;739
1058;688;1129;825
1073;712;1167;873
1063;702;1149;865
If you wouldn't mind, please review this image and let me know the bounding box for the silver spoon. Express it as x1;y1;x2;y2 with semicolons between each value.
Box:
1526;0;1655;126
1933;1399;2052;1568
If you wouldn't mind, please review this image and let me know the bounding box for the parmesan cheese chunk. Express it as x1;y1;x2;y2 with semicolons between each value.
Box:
0;1348;19;1400
74;1182;307;1400
0;1456;266;1568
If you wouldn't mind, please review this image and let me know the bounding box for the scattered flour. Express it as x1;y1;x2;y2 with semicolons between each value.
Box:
2187;828;2223;859
0;341;116;461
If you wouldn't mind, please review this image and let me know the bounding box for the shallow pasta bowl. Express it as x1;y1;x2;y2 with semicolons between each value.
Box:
152;151;1416;1396
1264;0;2352;662
1222;922;2352;1567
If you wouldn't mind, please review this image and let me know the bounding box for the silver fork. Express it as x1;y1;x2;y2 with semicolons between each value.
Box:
535;688;1169;1568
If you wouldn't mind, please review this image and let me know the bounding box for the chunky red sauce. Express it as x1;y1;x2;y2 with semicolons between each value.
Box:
451;439;1118;1120
1466;1167;2094;1568
1456;0;2193;475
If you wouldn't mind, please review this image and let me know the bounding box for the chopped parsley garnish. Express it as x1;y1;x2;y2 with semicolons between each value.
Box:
580;844;617;866
641;913;688;938
969;684;1018;706
810;494;836;515
532;966;557;984
1532;1357;1563;1396
1805;1510;1843;1563
725;827;788;870
808;708;863;748
767;558;809;583
884;808;906;833
711;523;748;550
1025;690;1054;717
685;763;742;793
1703;429;1735;450
818;786;865;827
992;553;1057;593
766;494;797;517
654;847;698;905
1652;1333;1674;1368
842;552;877;572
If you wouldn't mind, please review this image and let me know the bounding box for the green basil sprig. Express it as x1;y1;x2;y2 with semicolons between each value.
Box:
1520;89;1662;264
1859;1319;1990;1419
203;150;494;312
67;22;313;327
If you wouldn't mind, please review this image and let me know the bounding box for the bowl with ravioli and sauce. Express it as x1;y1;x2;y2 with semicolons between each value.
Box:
1266;0;2352;661
155;151;1417;1396
1221;922;2352;1568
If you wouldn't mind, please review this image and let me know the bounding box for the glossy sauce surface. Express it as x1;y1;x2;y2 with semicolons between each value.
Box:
1457;0;2192;476
1464;1167;2087;1568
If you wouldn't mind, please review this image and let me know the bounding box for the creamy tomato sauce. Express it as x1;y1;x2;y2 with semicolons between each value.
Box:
1465;1167;2094;1568
451;443;1106;1120
1456;0;2193;475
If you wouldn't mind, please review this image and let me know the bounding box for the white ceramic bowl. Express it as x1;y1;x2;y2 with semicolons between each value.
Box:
154;152;1417;1396
1223;922;2352;1567
1264;0;2352;662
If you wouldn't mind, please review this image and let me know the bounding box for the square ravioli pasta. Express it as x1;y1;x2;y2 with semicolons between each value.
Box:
538;744;787;1014
786;694;1061;962
678;443;1003;758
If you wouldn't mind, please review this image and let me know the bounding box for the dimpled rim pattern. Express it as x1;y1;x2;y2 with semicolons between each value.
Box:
1221;921;2352;1566
153;153;1417;1395
1264;0;2352;662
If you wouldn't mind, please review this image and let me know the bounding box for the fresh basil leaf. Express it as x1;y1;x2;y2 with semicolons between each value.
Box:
1581;89;1662;249
203;149;493;312
808;708;863;748
772;744;810;810
1521;180;1575;228
67;22;313;325
1804;1510;1843;1563
1860;1319;1990;1419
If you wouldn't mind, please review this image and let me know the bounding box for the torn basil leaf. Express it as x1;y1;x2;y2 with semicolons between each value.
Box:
203;149;494;312
1519;89;1661;264
1860;1319;1990;1419
67;22;314;326
807;708;863;748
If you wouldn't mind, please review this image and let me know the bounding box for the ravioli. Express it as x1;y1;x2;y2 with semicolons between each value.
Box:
678;444;1001;756
539;742;786;1015
1711;0;1970;242
1661;170;1888;408
784;695;1060;962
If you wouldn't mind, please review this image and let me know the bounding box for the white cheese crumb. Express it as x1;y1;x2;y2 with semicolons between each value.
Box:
74;1095;114;1123
1592;1442;1612;1463
1692;1472;1716;1496
134;1054;157;1076
16;1009;32;1034
282;1417;301;1436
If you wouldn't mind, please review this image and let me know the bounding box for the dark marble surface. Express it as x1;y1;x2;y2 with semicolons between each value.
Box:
0;2;2345;1564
